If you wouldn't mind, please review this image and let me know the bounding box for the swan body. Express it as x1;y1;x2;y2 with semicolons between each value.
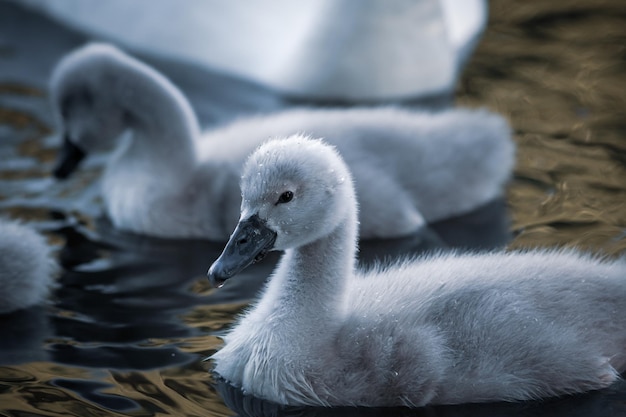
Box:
50;43;514;240
208;136;626;407
0;218;55;314
26;0;487;100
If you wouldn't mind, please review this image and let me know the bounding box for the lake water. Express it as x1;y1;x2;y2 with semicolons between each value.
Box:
0;1;624;416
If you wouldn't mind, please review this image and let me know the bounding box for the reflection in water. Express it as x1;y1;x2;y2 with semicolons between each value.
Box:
0;0;625;416
458;0;626;255
216;376;626;417
0;307;51;364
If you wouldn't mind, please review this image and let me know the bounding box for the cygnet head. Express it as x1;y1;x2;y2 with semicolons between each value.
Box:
208;135;354;287
50;43;134;179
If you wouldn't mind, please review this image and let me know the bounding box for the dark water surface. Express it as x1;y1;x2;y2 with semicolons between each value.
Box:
0;1;625;416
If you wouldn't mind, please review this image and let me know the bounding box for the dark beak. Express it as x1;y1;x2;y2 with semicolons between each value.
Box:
208;214;277;288
53;134;87;179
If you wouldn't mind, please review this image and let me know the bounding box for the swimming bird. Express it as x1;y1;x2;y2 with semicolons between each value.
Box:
208;135;626;407
0;218;55;314
50;43;514;240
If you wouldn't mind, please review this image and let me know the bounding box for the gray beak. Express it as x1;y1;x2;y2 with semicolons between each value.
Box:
208;214;277;288
53;134;87;179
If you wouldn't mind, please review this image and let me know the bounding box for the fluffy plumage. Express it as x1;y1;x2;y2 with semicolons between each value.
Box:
50;43;514;240
0;218;55;314
209;136;626;407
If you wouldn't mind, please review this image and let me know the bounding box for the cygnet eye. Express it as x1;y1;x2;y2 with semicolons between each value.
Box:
276;191;294;205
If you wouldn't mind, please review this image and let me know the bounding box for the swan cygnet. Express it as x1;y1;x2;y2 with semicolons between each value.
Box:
50;42;514;240
208;135;626;407
0;218;55;314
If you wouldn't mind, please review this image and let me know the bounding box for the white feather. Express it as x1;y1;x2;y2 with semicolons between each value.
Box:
0;218;55;314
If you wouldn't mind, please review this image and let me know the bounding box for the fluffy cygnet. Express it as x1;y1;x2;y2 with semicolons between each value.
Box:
0;218;55;314
208;136;626;407
50;43;514;240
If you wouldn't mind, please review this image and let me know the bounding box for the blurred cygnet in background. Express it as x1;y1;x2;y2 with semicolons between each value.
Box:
0;218;55;314
50;43;513;241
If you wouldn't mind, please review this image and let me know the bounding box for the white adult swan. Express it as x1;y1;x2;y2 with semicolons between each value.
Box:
50;43;514;240
208;135;626;407
0;218;55;314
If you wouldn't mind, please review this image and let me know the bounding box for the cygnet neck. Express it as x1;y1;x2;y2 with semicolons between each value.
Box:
113;60;200;171
259;193;358;334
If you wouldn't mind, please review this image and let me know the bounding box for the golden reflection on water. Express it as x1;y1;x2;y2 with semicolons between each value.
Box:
0;1;625;416
1;362;233;417
182;302;247;333
457;0;626;255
